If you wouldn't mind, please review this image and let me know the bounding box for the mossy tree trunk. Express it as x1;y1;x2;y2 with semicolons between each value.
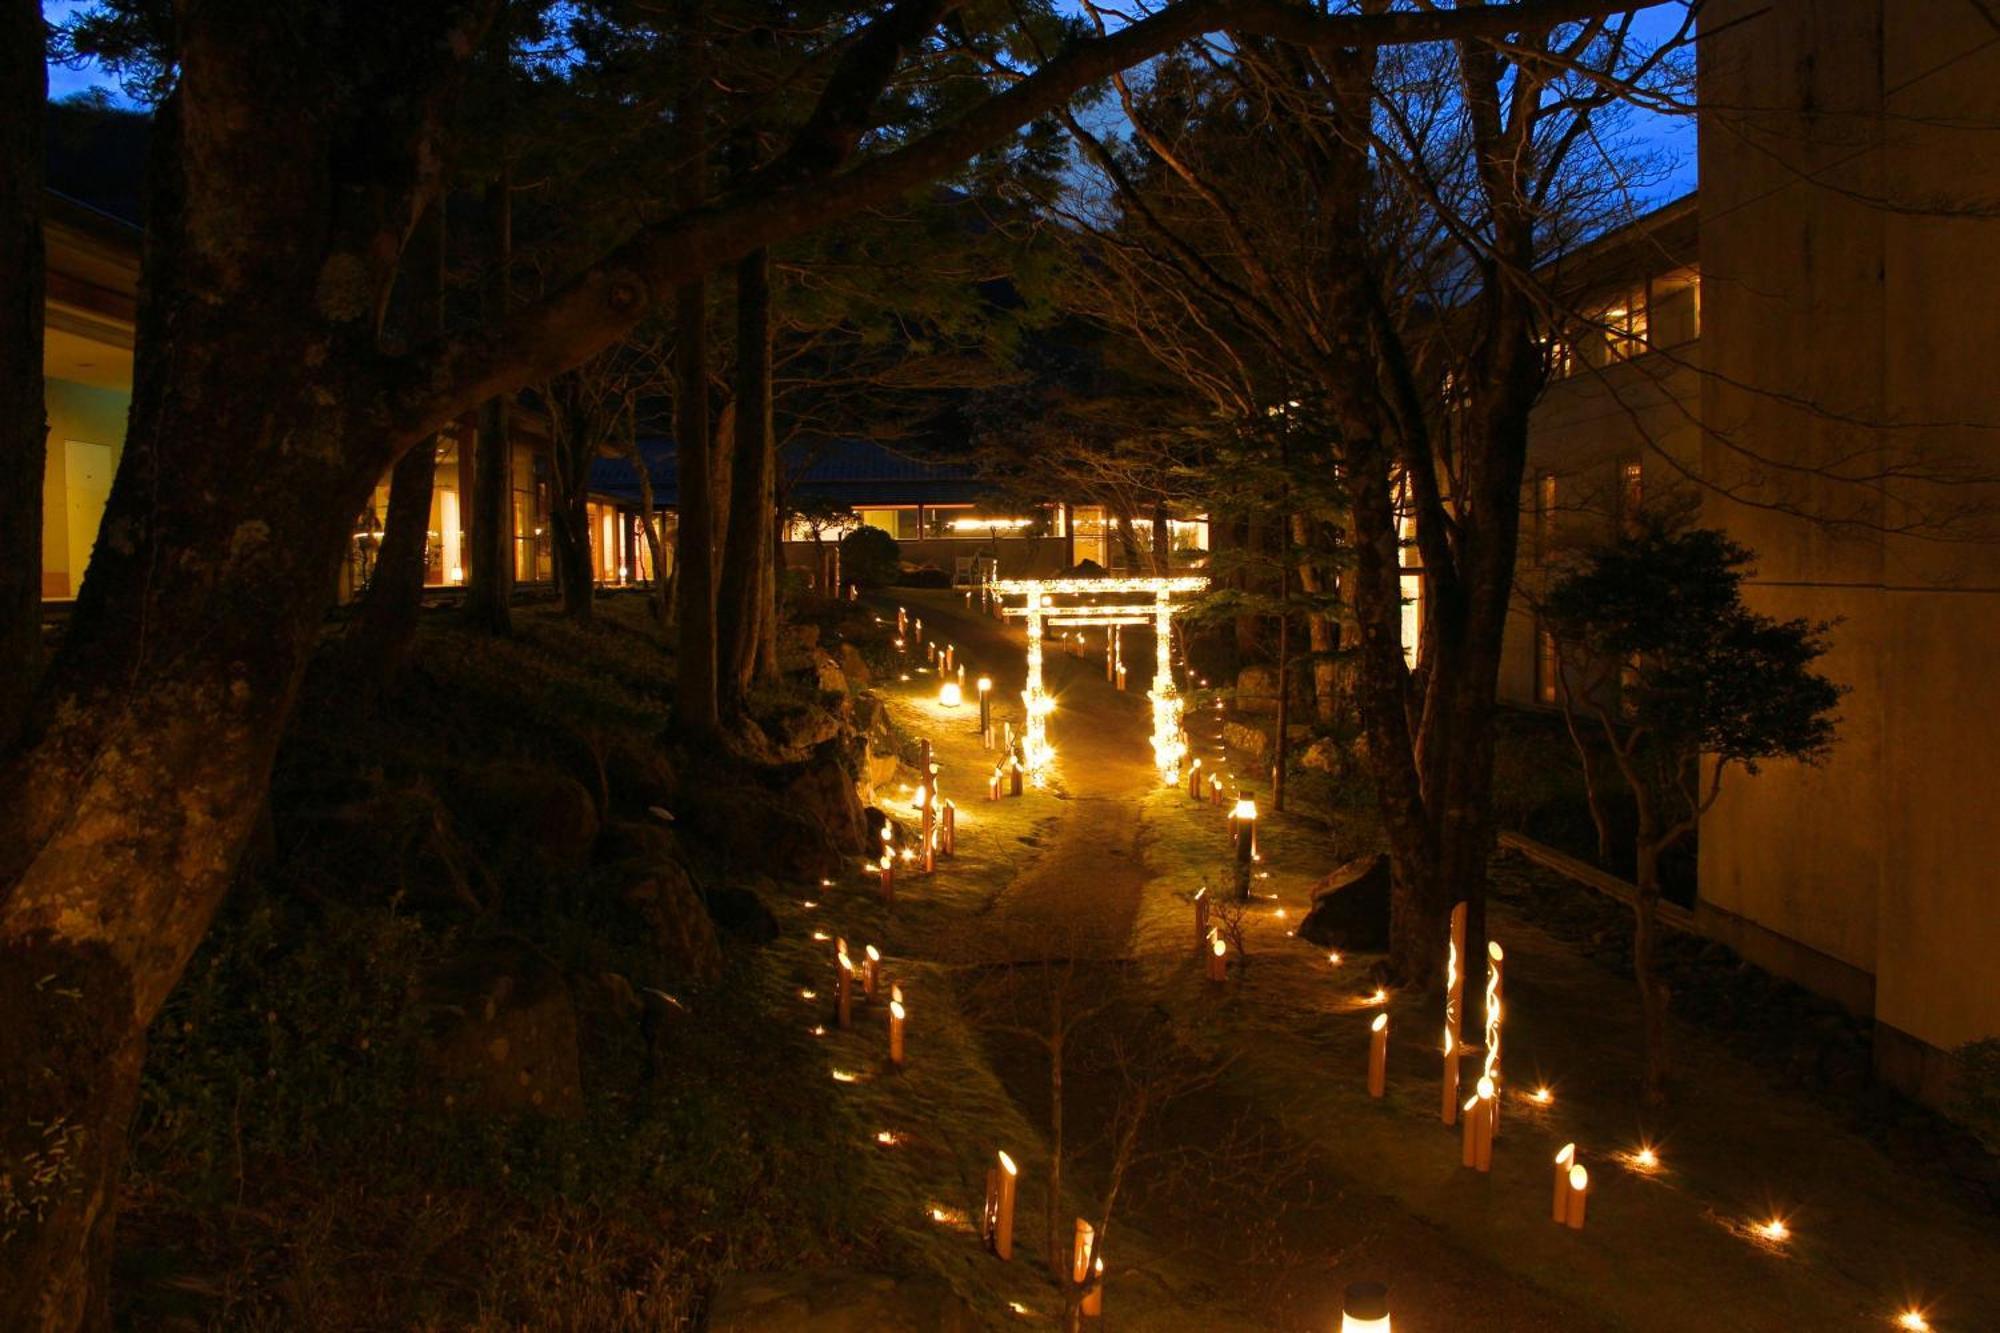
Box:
463;169;515;635
718;246;774;712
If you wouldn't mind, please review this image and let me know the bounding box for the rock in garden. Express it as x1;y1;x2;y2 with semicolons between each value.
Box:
1297;853;1393;952
424;937;584;1118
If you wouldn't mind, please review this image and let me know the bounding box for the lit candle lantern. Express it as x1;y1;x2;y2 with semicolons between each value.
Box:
1340;1281;1391;1332
1553;1143;1576;1223
879;851;895;904
1207;933;1228;983
898;606;908;638
1632;1145;1658;1171
1193;885;1209;957
994;1150;1019;1260
863;944;881;997
939;680;963;707
1566;1165;1590;1230
889;999;906;1066
1009;756;1024;799
1209;773;1223;805
988;765;1002;802
1483;941;1504;1137
1083;1256;1103;1317
1368;1012;1389;1099
1475;1077;1496;1172
1188;757;1203;799
837;952;855;1029
1230;798;1258;899
977;677;993;743
1071;1218;1094;1297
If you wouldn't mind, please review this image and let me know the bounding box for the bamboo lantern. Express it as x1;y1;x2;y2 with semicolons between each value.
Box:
1340;1281;1391;1332
978;677;993;745
941;800;956;857
1483;941;1504;1138
1368;1012;1389;1098
1188;757;1203;800
836;952;854;1029
1553;1143;1576;1223
890;982;903;1006
939;680;963;708
1442;902;1467;1125
994;1151;1019;1260
956;662;966;691
1193;886;1209;956
926;640;937;665
1565;1165;1589;1230
1009;756;1024;798
878;852;895;904
1071;1218;1094;1299
988;764;1003;802
1083;1257;1103;1317
1209;773;1224;805
1231;798;1257;898
1474;1077;1496;1172
898;605;908;639
888;999;906;1067
863;944;881;997
982;1169;1000;1249
1207;933;1227;983
1105;630;1116;681
913;616;922;646
1461;1092;1481;1168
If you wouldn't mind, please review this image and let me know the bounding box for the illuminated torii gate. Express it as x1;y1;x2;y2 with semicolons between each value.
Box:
991;575;1209;788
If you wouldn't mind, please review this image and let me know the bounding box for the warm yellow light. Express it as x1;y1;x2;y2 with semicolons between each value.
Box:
939;681;963;707
1370;1013;1388;1033
1212;937;1227;957
998;1150;1018;1177
1231;798;1258;821
1556;1143;1575;1169
1476;1076;1495;1100
1569;1164;1589;1191
950;516;1033;531
1274;907;1288;920
831;1069;858;1083
801;900;818;909
1757;1217;1790;1242
809;1025;826;1036
1328;951;1343;966
1369;988;1388;1005
811;930;829;942
865;944;881;965
876;1130;900;1146
800;989;817;1000
890;1000;906;1021
1635;1147;1659;1170
1531;1086;1552;1104
977;676;992;694
1897;1310;1931;1332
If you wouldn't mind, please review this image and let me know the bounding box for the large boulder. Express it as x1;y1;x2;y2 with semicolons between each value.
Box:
618;861;724;983
707;1270;974;1333
604;736;679;817
839;642;873;688
1297;853;1394;953
701;883;781;945
452;761;600;882
1236;664;1281;715
811;648;848;695
781;743;867;856
423;937;584;1117
1223;720;1271;763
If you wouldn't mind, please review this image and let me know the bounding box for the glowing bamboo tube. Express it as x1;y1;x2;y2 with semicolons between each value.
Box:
1009;755;1023;798
1193;886;1209;957
1188;757;1203;799
982;1168;999;1248
1461;1092;1481;1168
978;677;993;744
941;800;956;857
988;764;1002;802
1207;933;1227;983
1368;1012;1389;1098
1082;1256;1103;1317
1209;773;1223;805
878;851;894;904
1482;941;1504;1137
1231;798;1257;898
994;1151;1018;1259
1340;1281;1391;1332
1553;1143;1576;1223
1474;1077;1496;1172
913;616;922;644
1442;901;1467;1125
1071;1218;1093;1295
956;663;965;690
1565;1164;1589;1230
863;944;880;998
888;999;906;1066
837;952;854;1029
939;680;963;707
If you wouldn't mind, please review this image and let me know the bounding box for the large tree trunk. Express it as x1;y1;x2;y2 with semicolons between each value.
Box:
549;482;594;619
0;0;46;750
462;172;514;634
671;42;719;738
718;247;774;710
1290;515;1342;724
0;76;405;1319
341;201;450;696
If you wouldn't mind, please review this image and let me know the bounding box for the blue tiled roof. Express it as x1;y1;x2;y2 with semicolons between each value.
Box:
588;436;996;509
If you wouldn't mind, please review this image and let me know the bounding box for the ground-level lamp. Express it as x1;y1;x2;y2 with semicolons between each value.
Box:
1207;932;1228;984
1482;941;1504;1136
1072;1219;1104;1318
1188;757;1203;800
1565;1164;1590;1230
1193;885;1209;956
939;679;963;708
1368;1013;1389;1099
1553;1143;1576;1222
1340;1281;1391;1332
941;799;956;857
836;951;855;1030
1229;797;1258;899
1461;1076;1495;1172
863;944;881;998
977;676;993;745
888;999;906;1067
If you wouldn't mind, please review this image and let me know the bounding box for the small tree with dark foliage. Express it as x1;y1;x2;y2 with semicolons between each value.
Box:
1541;517;1843;1105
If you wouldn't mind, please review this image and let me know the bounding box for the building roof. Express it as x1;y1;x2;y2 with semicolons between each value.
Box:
589;436;994;509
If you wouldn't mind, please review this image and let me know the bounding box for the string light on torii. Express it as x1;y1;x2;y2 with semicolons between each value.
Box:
990;575;1209;787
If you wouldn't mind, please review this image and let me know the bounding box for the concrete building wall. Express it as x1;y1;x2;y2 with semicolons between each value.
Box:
1697;0;2000;1095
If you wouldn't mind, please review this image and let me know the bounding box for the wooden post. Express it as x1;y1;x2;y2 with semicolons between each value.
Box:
898;605;907;639
1443;902;1467;1125
1368;1013;1388;1098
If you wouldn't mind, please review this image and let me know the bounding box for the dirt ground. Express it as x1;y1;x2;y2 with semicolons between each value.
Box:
800;589;1997;1332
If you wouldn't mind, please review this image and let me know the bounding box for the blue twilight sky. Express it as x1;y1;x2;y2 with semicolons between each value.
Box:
42;0;1696;203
